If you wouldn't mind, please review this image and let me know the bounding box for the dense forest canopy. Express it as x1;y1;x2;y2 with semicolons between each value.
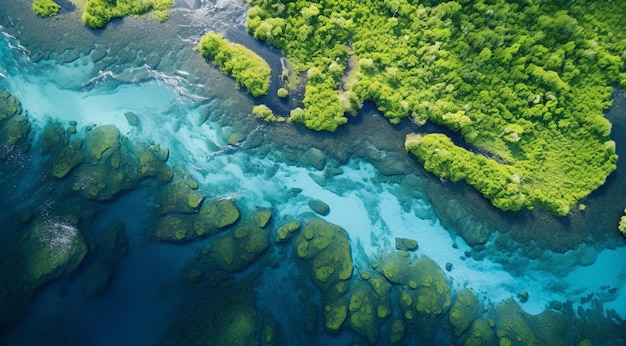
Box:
245;0;625;216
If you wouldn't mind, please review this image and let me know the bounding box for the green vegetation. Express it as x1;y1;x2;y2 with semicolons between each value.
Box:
252;104;276;122
199;32;271;98
245;0;624;215
619;209;626;237
81;0;173;29
32;0;60;17
277;87;289;98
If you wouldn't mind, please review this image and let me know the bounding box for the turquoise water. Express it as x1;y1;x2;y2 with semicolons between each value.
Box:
1;1;626;344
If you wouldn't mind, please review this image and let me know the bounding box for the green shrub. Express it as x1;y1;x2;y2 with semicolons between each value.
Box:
33;0;60;17
277;88;289;98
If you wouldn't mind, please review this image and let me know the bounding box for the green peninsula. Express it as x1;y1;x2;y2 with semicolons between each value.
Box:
198;32;271;98
245;0;624;215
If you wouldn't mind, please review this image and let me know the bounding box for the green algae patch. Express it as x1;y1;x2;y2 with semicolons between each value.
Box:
324;302;348;332
25;220;88;280
246;0;623;215
389;318;405;344
253;207;272;228
81;0;174;29
32;0;60;17
449;288;481;337
275;220;301;243
198;32;271;98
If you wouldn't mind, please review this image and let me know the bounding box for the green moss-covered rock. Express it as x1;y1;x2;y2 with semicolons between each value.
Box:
0;90;22;120
489;299;566;346
209;224;270;272
70;163;125;200
155;214;195;242
346;279;391;344
137;144;169;178
389;318;405;344
253;207;272;228
1;114;31;147
24;220;88;280
40;122;67;154
52;146;84;178
83;124;120;163
158;177;204;214
374;252;451;342
275;221;301;243
464;318;496;346
395;237;419;251
193;199;240;237
295;217;353;290
324;301;348;332
449;288;481;337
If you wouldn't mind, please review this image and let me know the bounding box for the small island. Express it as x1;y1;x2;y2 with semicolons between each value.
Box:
198;32;271;98
244;0;625;215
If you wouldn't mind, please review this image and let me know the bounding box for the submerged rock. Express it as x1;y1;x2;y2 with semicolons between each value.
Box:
449;288;481;337
158;177;204;214
155;214;196;242
208;224;270;272
464;318;496;346
295;218;354;332
52;146;84;178
253;207;272;228
123;111;141;128
373;252;451;341
83;125;120;163
488;299;567;345
308;199;330;216
24;219;88;280
193;199;240;237
304;147;326;170
395;237;418;251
